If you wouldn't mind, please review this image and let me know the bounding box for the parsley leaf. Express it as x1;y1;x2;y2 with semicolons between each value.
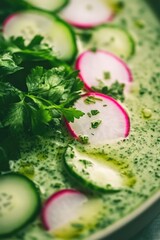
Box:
0;35;58;64
61;107;84;123
0;81;21;120
26;66;83;107
0;52;23;77
4;101;26;132
1;66;84;135
0;34;69;91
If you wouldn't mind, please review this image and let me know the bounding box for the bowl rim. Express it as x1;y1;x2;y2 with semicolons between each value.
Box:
89;190;160;240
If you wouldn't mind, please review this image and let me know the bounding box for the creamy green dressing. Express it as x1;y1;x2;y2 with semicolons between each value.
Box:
8;0;160;239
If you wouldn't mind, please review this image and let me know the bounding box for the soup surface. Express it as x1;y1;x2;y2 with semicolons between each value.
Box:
3;0;160;239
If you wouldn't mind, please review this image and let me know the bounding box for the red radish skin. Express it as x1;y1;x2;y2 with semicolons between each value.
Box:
41;189;87;231
3;14;17;29
66;92;130;145
60;0;114;29
75;50;133;92
65;119;79;140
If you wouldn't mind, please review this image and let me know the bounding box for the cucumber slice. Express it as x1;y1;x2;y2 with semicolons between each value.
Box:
64;145;136;192
0;173;41;237
3;11;77;62
25;0;68;12
81;25;135;59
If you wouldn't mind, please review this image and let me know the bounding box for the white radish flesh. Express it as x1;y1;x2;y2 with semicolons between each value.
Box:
66;92;130;145
59;0;114;28
75;50;133;91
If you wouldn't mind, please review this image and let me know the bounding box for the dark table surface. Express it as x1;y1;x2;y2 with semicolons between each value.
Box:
131;212;160;240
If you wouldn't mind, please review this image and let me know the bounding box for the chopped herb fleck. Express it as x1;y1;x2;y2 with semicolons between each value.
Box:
112;1;125;13
91;110;100;116
82;169;89;175
71;223;84;230
79;159;93;168
84;96;102;104
103;71;111;80
91;120;102;129
90;47;97;52
87;112;92;118
134;19;145;29
139;85;148;95
77;31;92;43
86;4;93;10
79;135;89;144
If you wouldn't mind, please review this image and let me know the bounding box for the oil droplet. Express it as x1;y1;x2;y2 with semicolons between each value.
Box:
142;108;152;119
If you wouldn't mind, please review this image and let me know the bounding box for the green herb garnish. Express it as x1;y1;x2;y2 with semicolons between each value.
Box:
1;66;84;134
79;159;93;168
91;110;100;116
79;135;89;144
103;71;111;80
84;96;102;104
77;31;92;43
91;120;102;129
87;110;100;118
93;81;125;102
0;35;84;167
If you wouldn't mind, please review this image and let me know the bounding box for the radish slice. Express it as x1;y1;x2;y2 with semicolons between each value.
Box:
41;189;87;231
59;0;114;28
41;189;104;238
75;50;133;92
66;92;130;145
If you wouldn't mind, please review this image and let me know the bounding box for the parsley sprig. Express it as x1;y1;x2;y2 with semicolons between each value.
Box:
0;34;60;71
0;35;84;166
1;66;84;134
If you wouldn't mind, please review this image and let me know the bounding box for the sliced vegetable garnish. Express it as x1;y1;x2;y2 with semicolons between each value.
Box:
59;0;114;28
41;189;87;231
3;11;77;62
41;189;104;238
66;92;130;145
25;0;68;12
0;173;41;238
64;145;136;191
81;25;135;59
75;50;133;91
